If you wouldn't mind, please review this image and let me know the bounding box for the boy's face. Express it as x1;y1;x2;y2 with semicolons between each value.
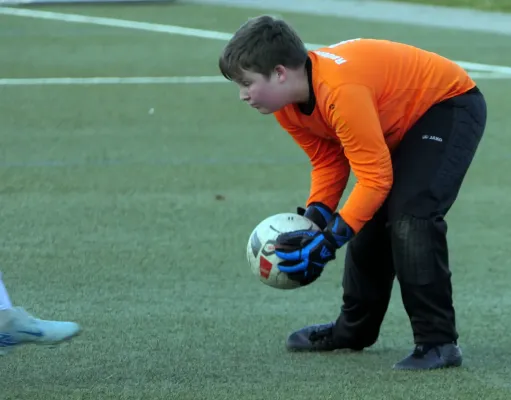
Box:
236;68;289;114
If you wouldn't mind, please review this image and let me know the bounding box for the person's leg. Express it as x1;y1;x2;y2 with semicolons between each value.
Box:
0;271;13;310
286;207;396;351
387;88;487;370
0;271;81;355
332;207;395;349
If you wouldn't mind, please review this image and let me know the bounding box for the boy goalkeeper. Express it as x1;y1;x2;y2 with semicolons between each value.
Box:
219;16;487;370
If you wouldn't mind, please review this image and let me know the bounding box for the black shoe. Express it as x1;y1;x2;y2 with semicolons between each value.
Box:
286;322;363;352
392;343;462;370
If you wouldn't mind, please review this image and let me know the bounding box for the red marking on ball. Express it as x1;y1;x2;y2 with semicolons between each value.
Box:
259;257;272;278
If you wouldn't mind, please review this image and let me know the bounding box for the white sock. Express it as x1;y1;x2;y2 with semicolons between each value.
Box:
0;272;13;310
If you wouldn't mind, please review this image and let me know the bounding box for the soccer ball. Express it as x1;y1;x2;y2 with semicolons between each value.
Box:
246;213;320;290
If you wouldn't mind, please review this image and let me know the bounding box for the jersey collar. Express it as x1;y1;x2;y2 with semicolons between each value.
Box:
297;57;316;116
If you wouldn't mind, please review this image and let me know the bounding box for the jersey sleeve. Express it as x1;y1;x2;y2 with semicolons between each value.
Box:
325;84;393;233
275;114;350;213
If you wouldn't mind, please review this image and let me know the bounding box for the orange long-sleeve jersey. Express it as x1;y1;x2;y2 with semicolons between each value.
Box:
274;38;475;233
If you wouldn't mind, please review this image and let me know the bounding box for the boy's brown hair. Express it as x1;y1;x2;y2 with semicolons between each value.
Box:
219;15;309;82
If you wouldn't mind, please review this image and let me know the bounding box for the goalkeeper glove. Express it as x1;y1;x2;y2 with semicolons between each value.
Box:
275;213;354;286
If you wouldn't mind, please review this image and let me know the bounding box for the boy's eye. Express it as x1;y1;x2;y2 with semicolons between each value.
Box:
241;81;251;87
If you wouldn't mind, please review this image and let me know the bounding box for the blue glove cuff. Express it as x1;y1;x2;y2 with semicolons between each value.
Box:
325;214;354;248
304;202;333;230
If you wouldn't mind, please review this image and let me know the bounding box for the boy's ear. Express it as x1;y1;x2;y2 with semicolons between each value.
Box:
274;65;287;82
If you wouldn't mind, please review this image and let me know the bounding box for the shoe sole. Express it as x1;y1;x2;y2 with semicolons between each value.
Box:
392;359;462;371
0;329;81;356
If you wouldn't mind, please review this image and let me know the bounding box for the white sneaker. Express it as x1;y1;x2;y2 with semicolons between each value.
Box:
0;307;81;355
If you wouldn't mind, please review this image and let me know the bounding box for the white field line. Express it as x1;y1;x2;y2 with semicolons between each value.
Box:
1;7;511;77
0;76;227;85
468;72;511;79
1;72;509;86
